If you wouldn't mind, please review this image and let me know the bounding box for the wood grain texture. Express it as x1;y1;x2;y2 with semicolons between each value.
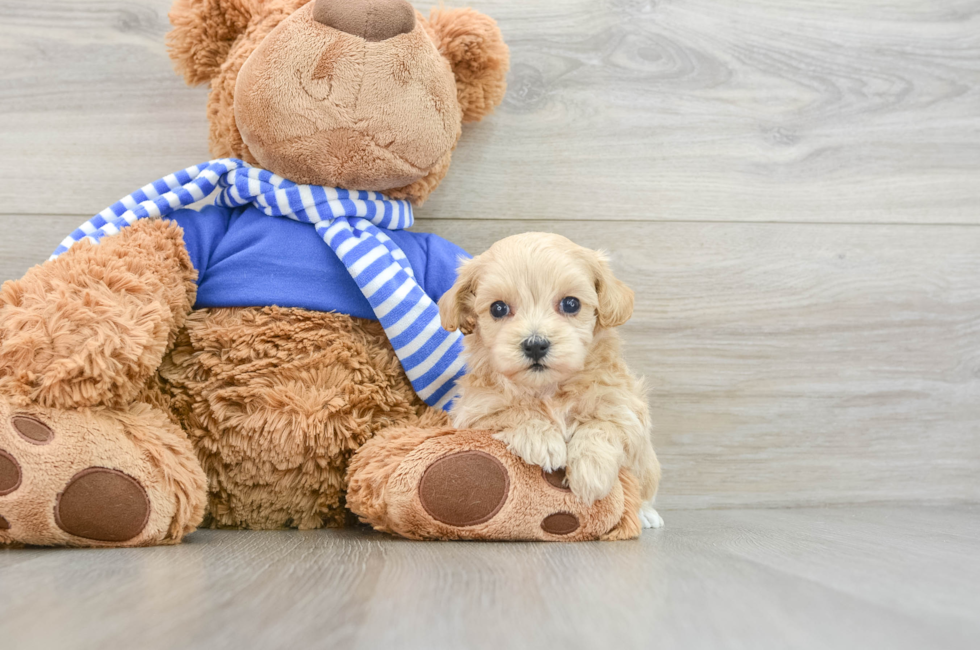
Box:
3;4;977;644
3;215;978;509
0;215;80;280
1;506;978;650
1;0;979;223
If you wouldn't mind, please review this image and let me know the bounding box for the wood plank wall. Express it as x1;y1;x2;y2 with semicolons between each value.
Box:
1;0;978;509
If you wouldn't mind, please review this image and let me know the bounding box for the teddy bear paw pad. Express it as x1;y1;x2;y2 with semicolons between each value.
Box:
54;468;150;542
541;512;580;535
0;449;22;496
10;415;55;445
418;450;509;527
0;401;201;547
542;467;571;492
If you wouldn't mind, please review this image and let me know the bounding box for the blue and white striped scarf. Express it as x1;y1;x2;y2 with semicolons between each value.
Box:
52;158;465;410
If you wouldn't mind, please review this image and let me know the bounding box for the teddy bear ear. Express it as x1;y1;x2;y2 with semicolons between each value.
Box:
167;0;255;85
424;7;510;123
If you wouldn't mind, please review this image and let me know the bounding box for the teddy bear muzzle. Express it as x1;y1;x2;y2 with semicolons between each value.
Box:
312;0;416;42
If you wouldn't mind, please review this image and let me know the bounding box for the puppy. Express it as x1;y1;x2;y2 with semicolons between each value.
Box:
439;233;663;528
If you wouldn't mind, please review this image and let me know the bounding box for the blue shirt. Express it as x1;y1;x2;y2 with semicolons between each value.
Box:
165;205;468;319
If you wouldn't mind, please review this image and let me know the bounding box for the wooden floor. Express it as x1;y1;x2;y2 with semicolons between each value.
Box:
1;1;979;647
0;505;977;650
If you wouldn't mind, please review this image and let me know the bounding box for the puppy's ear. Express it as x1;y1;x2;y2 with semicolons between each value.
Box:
589;251;634;329
168;0;255;85
423;7;510;123
439;257;480;335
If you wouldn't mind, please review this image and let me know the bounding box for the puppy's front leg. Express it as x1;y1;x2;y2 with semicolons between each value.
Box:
494;419;567;472
566;422;625;504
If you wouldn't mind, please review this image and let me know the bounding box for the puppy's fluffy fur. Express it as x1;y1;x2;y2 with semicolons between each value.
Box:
440;233;662;526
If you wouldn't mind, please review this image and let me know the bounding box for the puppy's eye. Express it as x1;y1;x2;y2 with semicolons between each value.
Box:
559;296;581;315
490;301;510;319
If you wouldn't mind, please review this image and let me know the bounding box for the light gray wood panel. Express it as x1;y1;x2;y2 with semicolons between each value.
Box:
0;0;212;213
422;218;980;509
1;506;978;650
0;215;81;280
2;1;979;223
3;215;978;508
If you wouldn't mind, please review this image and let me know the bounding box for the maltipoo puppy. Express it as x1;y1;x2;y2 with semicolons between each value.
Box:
439;233;663;528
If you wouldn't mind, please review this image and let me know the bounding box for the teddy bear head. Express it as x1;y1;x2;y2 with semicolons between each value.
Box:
168;0;509;204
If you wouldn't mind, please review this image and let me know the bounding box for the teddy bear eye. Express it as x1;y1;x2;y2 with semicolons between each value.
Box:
559;296;581;315
490;301;510;319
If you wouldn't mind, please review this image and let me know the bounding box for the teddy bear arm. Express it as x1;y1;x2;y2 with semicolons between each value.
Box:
0;219;197;410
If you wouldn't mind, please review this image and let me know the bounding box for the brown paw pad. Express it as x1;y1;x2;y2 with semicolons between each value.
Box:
0;515;9;530
10;415;54;445
0;449;21;497
0;450;22;496
541;512;580;535
55;468;150;542
419;450;510;527
542;467;571;492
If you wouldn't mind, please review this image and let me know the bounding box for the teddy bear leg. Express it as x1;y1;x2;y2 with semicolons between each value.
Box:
161;308;427;531
0;218;206;546
0;398;207;547
347;427;641;541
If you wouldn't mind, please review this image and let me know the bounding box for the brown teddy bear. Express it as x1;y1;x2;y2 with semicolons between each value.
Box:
0;0;639;546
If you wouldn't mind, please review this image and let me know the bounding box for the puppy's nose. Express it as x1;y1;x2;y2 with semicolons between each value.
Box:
521;337;551;362
313;0;416;42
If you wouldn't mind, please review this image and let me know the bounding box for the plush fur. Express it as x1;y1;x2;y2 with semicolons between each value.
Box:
1;0;642;547
0;399;207;547
0;221;206;547
0;219;196;410
424;7;510;123
234;2;460;193
346;424;642;541
168;0;508;204
161;307;427;529
439;233;662;510
1;0;515;546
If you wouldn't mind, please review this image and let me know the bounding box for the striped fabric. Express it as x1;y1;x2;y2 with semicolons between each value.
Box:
52;158;465;410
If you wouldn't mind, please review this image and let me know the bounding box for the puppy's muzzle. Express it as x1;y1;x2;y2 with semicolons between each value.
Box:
521;336;551;363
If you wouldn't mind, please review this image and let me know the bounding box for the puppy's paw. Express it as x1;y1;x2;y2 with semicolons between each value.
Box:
503;433;567;472
494;423;566;472
640;503;664;529
565;454;619;506
565;458;618;505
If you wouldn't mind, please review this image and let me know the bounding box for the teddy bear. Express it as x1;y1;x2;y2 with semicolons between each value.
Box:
0;0;641;546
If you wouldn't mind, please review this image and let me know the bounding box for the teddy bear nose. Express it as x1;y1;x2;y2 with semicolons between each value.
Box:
312;0;416;42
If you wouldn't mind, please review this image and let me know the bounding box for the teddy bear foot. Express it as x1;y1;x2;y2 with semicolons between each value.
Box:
348;428;642;541
0;399;207;547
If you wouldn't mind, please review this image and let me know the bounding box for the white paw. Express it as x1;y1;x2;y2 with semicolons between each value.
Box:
495;428;567;472
640;503;664;529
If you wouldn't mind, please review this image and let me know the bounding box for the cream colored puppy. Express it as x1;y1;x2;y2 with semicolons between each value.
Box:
439;233;663;528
